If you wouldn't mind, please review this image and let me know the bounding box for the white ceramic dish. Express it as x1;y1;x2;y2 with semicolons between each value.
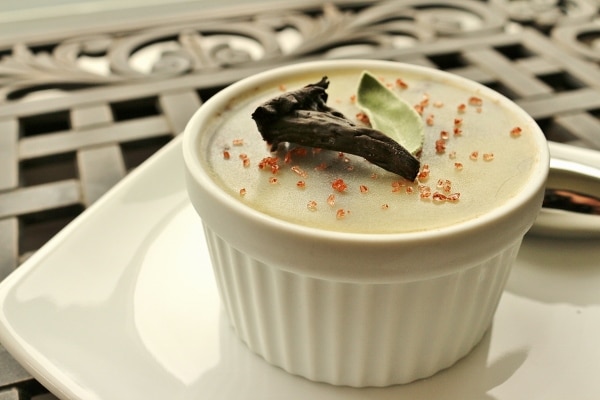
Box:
0;136;599;399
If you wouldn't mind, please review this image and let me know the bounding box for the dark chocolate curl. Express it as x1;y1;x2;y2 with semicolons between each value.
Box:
252;77;420;181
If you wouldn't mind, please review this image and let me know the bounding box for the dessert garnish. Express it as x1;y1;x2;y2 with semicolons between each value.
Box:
251;75;421;181
356;71;424;156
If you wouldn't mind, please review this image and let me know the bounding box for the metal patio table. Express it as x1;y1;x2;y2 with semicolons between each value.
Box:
1;1;599;398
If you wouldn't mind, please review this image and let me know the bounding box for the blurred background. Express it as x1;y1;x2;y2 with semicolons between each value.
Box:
0;0;285;40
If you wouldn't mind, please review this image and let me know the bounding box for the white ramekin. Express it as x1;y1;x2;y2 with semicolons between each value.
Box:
182;60;549;387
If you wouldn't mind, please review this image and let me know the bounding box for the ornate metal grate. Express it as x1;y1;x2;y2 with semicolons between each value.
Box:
0;0;599;397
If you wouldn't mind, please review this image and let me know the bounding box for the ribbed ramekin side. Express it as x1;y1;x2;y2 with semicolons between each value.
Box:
203;225;522;387
408;239;522;381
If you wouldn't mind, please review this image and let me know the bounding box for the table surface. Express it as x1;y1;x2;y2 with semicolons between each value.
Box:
1;1;600;398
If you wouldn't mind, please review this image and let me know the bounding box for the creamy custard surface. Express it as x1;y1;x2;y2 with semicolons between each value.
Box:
198;67;540;233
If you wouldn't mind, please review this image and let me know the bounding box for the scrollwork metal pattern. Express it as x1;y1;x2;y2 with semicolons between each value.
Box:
552;21;600;62
0;0;508;102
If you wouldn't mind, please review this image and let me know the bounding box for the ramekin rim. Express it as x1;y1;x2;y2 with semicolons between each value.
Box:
182;59;549;245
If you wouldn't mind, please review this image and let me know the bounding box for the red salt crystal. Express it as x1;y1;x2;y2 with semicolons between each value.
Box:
433;189;460;202
327;194;336;206
418;185;432;199
435;139;446;154
331;178;348;192
469;96;483;106
291;165;308;178
426;114;435;126
259;156;279;170
391;181;404;193
418;164;430;180
356;112;370;125
396;78;408;89
433;192;448;202
442;180;452;193
447;193;461;202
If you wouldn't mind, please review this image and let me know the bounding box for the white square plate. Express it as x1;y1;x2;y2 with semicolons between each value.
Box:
0;137;599;399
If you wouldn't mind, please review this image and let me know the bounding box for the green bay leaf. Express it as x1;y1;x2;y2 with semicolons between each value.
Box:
356;71;424;156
